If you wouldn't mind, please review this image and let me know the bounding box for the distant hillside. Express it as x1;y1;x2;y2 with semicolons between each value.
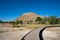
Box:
16;12;44;23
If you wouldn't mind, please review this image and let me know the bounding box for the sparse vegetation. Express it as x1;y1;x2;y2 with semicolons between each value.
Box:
12;21;16;27
0;30;7;33
10;15;60;28
1;13;60;30
48;16;57;24
11;20;23;27
36;17;42;24
20;20;23;24
35;16;60;25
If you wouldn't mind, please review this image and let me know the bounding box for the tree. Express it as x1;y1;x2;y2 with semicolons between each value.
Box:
11;20;23;27
11;20;20;27
55;18;59;24
48;16;57;24
20;20;23;24
27;21;29;24
41;17;47;24
57;18;60;24
16;20;20;24
30;20;33;24
27;20;33;24
36;17;42;24
12;21;16;27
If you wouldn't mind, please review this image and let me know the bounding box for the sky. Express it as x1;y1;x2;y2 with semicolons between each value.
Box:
0;0;60;21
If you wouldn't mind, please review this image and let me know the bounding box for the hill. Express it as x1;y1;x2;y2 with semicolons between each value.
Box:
16;12;44;23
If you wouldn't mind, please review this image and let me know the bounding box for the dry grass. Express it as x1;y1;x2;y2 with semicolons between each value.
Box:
17;24;60;30
0;30;7;33
0;24;60;33
25;24;46;29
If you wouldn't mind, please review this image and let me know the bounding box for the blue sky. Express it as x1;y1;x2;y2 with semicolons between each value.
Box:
0;0;60;21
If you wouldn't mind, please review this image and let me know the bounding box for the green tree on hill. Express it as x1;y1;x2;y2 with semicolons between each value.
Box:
29;20;33;24
12;20;23;27
48;16;57;24
12;21;16;27
41;17;47;24
16;20;20;24
27;20;33;24
20;20;23;24
56;18;60;24
36;17;42;24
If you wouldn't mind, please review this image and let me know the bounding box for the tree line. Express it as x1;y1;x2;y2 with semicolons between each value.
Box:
0;16;60;27
36;16;60;24
11;16;60;27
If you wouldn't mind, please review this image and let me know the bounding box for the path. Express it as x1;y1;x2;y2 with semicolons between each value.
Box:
21;26;60;40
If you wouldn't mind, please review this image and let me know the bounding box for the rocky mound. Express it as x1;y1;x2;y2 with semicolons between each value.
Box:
16;12;43;22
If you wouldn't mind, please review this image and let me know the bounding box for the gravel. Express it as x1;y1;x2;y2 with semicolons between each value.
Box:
0;30;30;40
43;27;60;40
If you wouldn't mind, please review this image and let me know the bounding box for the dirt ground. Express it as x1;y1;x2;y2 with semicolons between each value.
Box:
43;27;60;40
0;27;30;40
0;26;60;40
